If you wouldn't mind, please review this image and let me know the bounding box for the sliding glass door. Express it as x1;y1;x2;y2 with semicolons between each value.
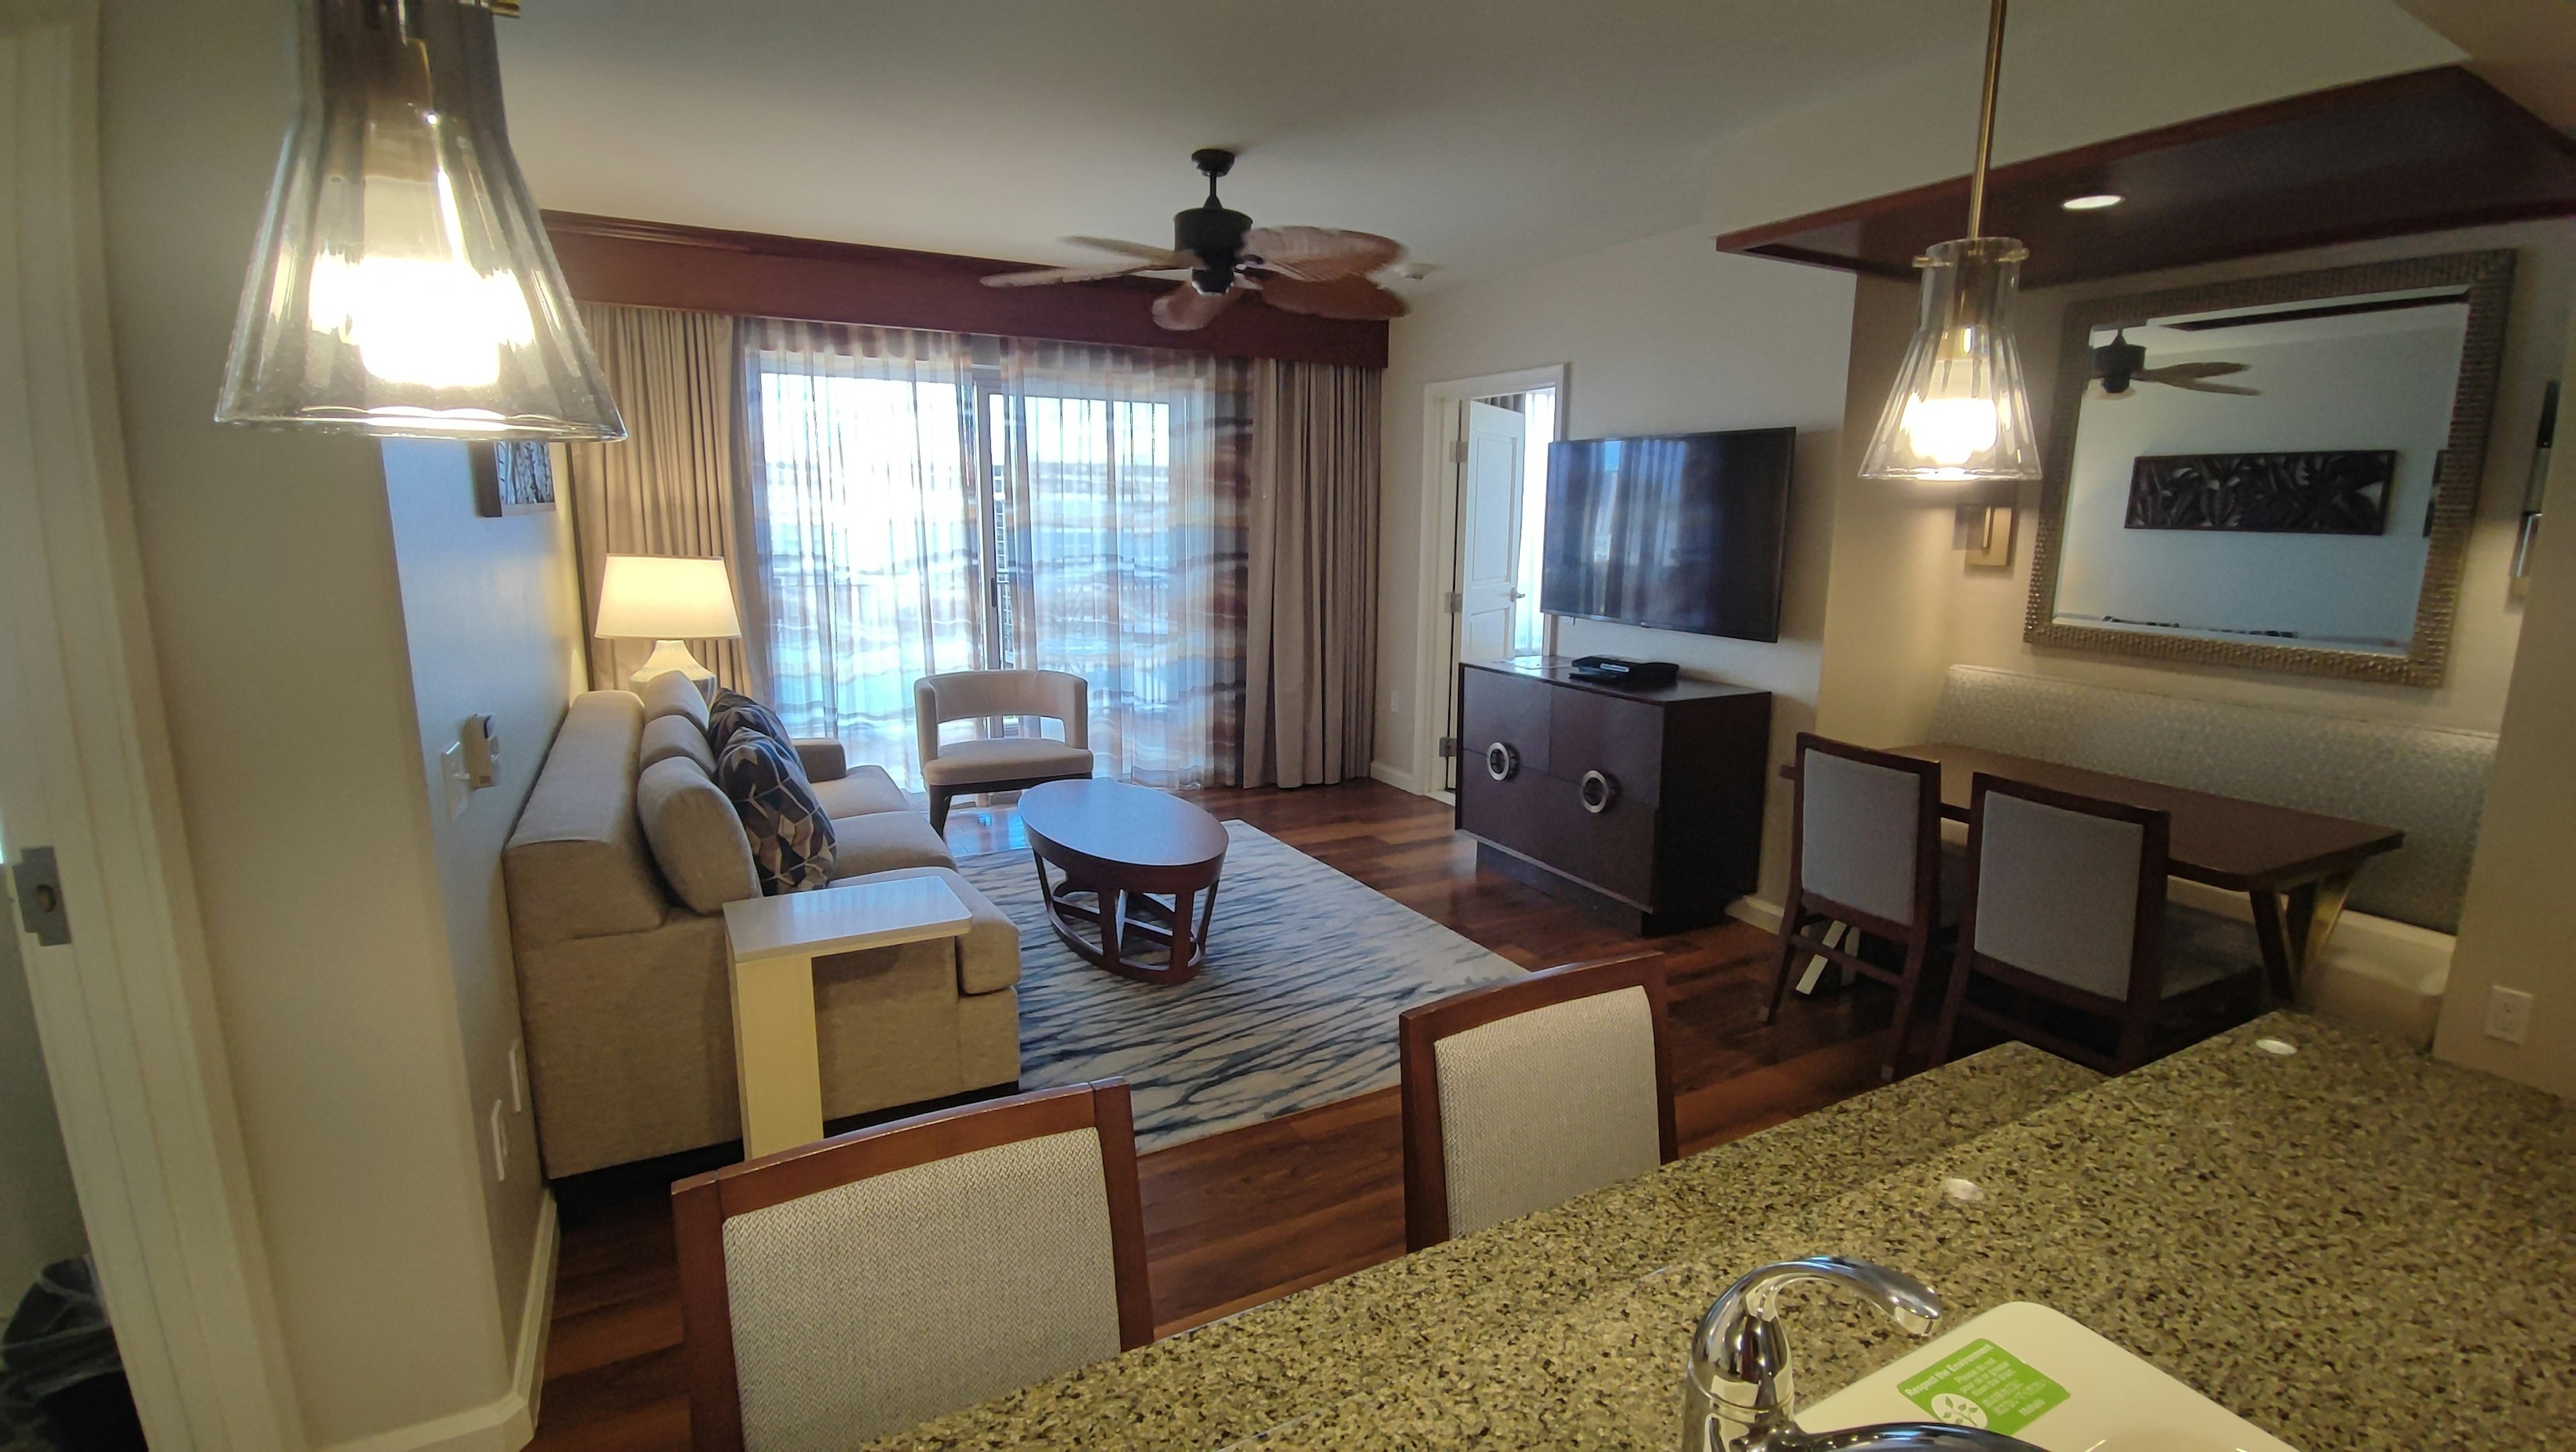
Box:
745;322;1241;792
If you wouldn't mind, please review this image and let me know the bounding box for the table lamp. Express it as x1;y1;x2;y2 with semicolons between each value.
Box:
594;554;741;692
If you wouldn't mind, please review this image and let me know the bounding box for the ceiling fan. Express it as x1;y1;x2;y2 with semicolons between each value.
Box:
2092;328;2258;397
981;148;1411;331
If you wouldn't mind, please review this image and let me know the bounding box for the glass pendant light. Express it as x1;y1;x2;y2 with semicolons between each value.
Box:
1860;0;2038;482
217;0;624;440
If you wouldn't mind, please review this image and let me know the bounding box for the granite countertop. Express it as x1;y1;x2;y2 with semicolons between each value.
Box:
873;1015;2575;1451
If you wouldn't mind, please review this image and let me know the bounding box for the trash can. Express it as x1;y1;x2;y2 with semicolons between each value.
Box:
1;1259;146;1452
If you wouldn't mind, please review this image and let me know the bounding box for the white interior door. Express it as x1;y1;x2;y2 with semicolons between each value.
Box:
1456;400;1529;670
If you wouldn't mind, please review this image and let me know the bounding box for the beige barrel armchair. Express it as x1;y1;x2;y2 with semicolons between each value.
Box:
915;669;1097;834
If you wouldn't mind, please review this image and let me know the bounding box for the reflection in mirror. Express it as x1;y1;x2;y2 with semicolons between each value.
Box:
2028;250;2513;686
2051;287;2471;656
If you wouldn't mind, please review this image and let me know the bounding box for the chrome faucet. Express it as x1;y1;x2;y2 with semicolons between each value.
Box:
1680;1257;2045;1452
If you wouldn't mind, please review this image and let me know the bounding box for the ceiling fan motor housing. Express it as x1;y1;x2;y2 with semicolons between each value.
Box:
1173;203;1251;295
2095;331;2145;393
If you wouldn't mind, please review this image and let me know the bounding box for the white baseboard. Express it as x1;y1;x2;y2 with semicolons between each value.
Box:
321;1192;558;1452
1726;895;1784;933
1368;760;1424;796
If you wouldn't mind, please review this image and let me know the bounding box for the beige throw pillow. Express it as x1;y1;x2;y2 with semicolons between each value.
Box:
639;713;717;775
636;756;758;912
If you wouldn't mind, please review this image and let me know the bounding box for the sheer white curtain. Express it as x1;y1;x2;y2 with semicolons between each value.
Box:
994;340;1243;788
742;320;985;788
743;322;1246;792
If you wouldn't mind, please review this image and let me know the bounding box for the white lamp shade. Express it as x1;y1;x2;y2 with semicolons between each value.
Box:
595;556;743;641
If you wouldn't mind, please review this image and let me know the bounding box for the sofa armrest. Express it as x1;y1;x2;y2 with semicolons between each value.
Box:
792;737;847;782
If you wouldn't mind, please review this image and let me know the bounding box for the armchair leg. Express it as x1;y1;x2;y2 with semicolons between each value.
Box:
929;788;953;837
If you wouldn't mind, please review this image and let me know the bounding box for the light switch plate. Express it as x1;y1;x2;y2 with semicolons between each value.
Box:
441;742;470;820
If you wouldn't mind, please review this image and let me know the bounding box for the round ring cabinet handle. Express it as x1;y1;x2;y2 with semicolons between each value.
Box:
1579;769;1619;814
1485;741;1519;782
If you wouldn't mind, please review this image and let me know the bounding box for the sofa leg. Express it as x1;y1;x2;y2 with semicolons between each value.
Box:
929;788;953;837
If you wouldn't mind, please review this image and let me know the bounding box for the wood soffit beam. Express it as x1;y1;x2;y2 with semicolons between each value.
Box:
542;211;1390;369
1713;66;2576;290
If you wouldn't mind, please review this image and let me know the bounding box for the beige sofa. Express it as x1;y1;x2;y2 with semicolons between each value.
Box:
503;674;1022;1177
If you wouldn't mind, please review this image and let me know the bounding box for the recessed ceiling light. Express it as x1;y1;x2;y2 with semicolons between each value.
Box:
2061;193;2125;211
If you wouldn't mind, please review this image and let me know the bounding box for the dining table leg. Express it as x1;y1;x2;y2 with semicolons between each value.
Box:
2247;890;2297;1006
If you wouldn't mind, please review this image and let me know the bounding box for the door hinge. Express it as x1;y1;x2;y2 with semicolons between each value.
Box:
1450;440;1470;464
1443;590;1462;614
1438;736;1460;758
11;847;70;946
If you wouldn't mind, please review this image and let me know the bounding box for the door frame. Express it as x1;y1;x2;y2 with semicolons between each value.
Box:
0;8;307;1447
1409;364;1567;804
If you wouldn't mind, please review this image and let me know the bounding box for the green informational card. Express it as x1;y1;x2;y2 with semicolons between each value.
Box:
1898;1338;2071;1436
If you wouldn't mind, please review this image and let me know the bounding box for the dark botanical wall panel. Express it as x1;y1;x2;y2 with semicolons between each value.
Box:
2125;451;2395;535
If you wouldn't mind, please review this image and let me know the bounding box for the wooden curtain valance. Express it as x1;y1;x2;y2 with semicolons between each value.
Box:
543;211;1389;369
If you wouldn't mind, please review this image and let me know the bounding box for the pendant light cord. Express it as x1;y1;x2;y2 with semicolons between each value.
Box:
1966;0;2007;239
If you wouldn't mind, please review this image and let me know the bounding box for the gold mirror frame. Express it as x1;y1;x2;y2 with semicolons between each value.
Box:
2023;249;2515;686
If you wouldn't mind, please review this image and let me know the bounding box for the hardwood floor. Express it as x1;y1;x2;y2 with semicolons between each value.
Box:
529;779;1902;1451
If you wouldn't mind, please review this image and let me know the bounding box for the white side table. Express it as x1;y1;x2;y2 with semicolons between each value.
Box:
721;875;973;1159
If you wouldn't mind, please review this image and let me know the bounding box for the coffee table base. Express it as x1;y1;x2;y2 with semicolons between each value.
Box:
1034;857;1220;985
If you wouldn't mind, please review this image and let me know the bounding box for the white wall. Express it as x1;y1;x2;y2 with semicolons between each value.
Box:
1379;225;1856;904
1818;220;2575;750
98;0;529;1441
381;438;586;1376
2434;306;2576;1096
0;921;87;1300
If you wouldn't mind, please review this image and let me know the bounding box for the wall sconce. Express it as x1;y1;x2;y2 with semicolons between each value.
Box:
1953;486;2017;569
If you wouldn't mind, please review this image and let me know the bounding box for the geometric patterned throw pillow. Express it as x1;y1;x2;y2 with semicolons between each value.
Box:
708;688;796;758
713;731;837;895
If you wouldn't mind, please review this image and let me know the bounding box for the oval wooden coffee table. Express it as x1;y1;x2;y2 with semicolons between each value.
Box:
1018;780;1228;984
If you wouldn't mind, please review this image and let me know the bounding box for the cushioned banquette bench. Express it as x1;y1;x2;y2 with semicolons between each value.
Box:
502;672;1021;1177
1927;666;2491;1047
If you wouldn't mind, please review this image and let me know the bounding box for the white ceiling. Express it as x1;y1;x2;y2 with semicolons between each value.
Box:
494;0;1986;289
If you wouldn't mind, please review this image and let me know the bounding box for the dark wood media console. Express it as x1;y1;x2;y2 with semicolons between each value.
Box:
1454;658;1772;935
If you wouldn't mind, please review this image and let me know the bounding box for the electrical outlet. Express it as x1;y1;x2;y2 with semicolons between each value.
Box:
2484;985;2534;1045
507;1041;527;1114
441;741;470;819
488;1099;509;1182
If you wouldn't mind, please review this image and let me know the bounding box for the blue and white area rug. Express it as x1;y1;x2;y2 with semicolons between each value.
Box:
956;821;1522;1153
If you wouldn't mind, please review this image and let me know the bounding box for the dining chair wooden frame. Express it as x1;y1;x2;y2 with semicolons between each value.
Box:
1929;774;2259;1076
672;1080;1152;1452
1762;733;1946;1082
1397;952;1677;1252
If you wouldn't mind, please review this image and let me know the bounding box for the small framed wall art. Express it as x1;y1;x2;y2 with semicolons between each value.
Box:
473;441;557;517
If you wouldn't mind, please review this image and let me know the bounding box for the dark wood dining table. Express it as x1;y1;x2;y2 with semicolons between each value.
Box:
1791;743;2406;1000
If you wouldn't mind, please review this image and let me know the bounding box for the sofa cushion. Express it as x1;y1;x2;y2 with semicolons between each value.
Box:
639;713;717;776
828;811;957;878
637;757;759;913
641;670;710;733
920;737;1094;788
504;691;667;947
715;733;837;894
830;866;1020;995
813;764;910;819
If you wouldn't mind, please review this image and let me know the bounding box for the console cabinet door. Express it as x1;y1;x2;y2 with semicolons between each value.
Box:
1549;688;1664;807
1458;667;1550;779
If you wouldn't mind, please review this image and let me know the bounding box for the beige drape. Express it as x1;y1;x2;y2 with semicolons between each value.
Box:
1244;359;1381;788
562;303;757;694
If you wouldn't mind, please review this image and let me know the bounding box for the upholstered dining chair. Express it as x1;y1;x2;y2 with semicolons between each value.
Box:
1928;773;2265;1076
1762;733;1946;1082
1397;953;1678;1251
914;669;1095;835
672;1081;1152;1452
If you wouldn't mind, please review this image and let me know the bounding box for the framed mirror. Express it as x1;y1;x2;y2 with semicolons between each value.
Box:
2024;250;2514;686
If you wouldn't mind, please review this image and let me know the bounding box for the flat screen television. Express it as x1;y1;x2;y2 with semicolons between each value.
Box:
1539;427;1794;642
